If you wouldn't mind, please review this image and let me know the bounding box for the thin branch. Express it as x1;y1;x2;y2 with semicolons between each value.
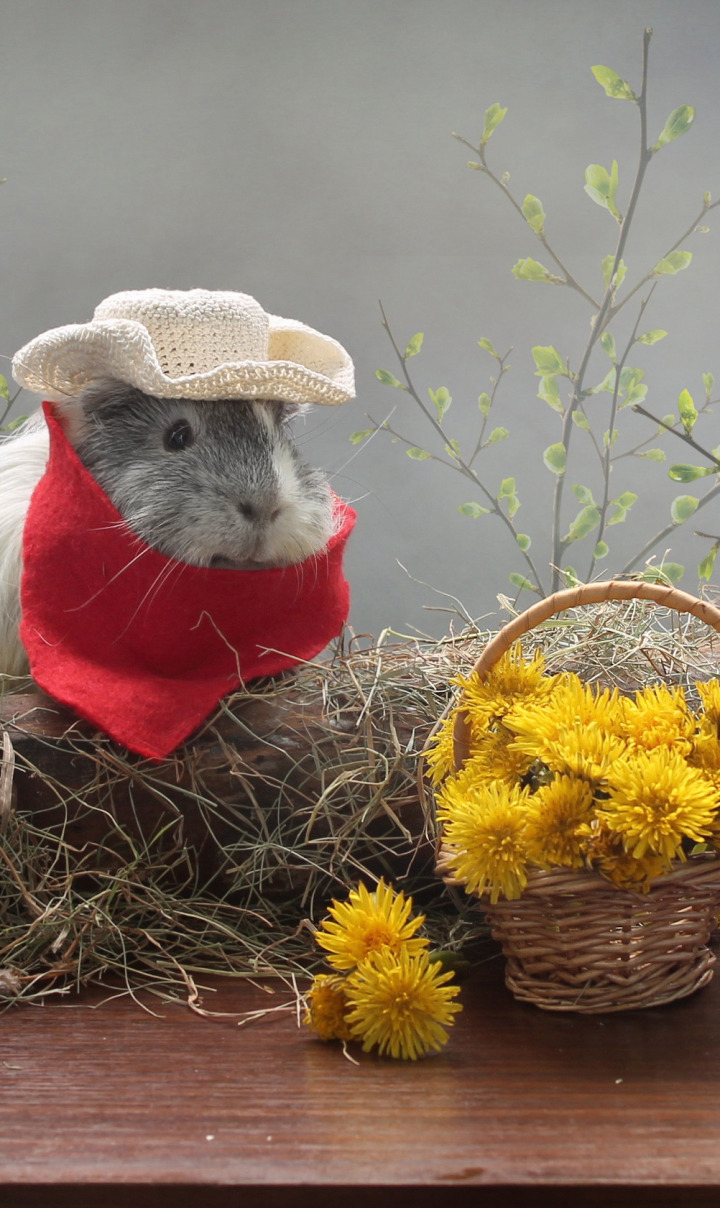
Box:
587;290;656;581
365;416;460;472
454;133;601;309
379;303;548;594
633;403;720;470
469;349;512;466
620;477;720;574
609;196;720;322
550;27;653;590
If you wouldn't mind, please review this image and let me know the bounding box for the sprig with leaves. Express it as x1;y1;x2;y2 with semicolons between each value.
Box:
352;28;720;599
0;374;12;429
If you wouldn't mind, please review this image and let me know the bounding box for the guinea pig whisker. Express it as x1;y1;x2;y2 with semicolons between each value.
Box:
64;542;155;612
109;555;189;643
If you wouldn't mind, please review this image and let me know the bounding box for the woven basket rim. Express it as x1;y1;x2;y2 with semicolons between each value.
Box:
452;579;720;771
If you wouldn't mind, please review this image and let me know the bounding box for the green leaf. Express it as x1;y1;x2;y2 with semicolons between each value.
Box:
429;386;452;422
663;562;686;584
613;490;638;509
668;463;715;482
564;505;601;544
699;546;718;582
572;483;596;504
572;411;591;430
703;372;715;400
589;364;646;403
543;442;567;474
638;448;666;462
636;329;668;345
481;102;508;145
604;428;619;448
653;250;693;276
602;255;628;290
2;414;27;432
516;533;531;551
477;337;499;358
404;332;424;359
600;331;617;361
678;387;697;434
562;566;581;588
589;368;618;395
0;375;9;403
623;367;648;408
512;258;561;284
445;438;461;460
376;369;406;389
458;501;490;517
406;447;432;460
509;572;535;592
584;161;621;221
652;105;695;152
497;478;520;518
537;374;563;412
594;540;609;559
487;426;509;445
478;391;492;417
671;494;699;524
607;490;638;525
349;429;374;444
591;65;637;101
522;194;546;235
532;345;565;375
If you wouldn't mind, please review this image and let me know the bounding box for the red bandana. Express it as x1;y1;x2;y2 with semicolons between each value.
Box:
20;404;356;759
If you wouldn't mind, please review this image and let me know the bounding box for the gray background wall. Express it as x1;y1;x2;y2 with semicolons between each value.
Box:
3;0;720;638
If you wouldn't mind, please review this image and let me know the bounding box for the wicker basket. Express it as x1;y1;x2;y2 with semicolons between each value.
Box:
441;578;720;1014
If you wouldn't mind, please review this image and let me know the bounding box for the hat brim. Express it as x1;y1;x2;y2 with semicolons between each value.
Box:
12;314;355;406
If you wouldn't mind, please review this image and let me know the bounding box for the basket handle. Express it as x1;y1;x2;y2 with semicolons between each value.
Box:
453;578;720;769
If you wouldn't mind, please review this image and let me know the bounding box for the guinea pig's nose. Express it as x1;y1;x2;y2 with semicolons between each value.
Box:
238;500;283;523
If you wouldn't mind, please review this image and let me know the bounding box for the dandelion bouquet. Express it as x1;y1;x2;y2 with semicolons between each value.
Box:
428;579;720;1012
304;880;462;1059
431;648;720;900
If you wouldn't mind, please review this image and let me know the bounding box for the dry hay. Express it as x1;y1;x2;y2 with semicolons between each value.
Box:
1;591;718;1010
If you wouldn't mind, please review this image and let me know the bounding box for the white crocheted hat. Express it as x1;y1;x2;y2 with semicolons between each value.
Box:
12;288;355;406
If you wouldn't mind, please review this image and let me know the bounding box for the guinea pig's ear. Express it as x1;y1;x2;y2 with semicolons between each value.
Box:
53;380;146;445
51;394;91;445
272;400;309;424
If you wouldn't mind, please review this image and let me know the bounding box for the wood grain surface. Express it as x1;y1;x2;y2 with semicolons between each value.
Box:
2;940;720;1207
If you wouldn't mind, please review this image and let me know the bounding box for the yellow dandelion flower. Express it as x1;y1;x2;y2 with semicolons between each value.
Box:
315;879;428;971
538;723;628;782
345;947;462;1061
304;974;353;1042
599;748;720;862
425;713;458;786
504;676;626;770
621;684;695;753
697;679;720;733
583;820;672;892
450;725;535;790
437;778;531;902
524;775;595;869
690;722;720;789
456;645;556;731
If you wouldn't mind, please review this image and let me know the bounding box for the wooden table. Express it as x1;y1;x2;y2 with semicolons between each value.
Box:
3;941;720;1208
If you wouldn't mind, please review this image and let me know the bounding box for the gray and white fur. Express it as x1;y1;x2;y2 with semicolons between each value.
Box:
0;379;337;677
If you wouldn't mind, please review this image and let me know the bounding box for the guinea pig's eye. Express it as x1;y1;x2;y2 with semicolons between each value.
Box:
163;419;195;452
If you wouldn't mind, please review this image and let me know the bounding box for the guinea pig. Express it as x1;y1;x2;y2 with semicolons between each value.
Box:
0;378;337;678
